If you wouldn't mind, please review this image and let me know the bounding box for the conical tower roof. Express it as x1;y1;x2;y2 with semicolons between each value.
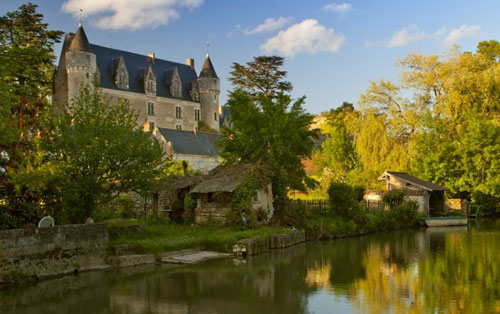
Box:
68;23;92;53
199;54;218;78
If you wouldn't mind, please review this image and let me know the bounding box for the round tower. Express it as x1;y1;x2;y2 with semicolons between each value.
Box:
197;54;220;131
65;23;97;103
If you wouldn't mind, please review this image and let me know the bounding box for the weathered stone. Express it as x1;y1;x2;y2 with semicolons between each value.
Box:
0;224;108;282
109;244;140;256
85;217;95;224
161;250;231;264
110;254;156;268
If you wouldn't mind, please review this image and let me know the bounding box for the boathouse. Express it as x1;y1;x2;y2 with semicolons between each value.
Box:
364;171;448;216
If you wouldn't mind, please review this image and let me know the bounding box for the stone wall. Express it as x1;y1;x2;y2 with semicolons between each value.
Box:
0;224;108;282
172;153;219;173
232;230;306;256
195;202;231;225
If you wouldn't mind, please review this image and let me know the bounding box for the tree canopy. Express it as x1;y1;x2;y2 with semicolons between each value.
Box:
229;56;292;98
0;3;63;228
46;87;166;223
218;89;318;202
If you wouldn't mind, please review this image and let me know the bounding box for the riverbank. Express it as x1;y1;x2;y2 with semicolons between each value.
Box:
107;218;291;254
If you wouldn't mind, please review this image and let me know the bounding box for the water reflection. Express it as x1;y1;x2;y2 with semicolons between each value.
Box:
1;221;500;314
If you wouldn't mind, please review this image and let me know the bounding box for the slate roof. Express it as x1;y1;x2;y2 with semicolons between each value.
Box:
68;25;92;53
199;54;218;78
90;44;198;101
380;171;448;191
158;128;220;156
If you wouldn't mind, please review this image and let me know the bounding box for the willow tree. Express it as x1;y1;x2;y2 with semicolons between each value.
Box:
352;42;500;203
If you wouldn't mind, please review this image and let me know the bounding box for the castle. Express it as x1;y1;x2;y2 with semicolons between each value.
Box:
53;23;223;172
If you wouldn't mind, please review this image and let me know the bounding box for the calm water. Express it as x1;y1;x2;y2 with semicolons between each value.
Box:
2;220;500;314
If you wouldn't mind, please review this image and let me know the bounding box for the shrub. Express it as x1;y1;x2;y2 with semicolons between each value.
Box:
395;199;418;227
353;186;365;202
471;191;499;216
327;182;360;219
382;190;407;210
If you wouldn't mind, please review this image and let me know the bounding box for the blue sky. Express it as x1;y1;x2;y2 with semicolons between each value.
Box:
1;0;498;114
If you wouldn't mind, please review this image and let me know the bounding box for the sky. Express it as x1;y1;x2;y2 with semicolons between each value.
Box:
1;0;499;114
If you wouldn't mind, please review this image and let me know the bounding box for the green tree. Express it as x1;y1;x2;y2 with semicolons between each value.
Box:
229;56;292;98
477;40;500;62
47;86;165;223
0;3;63;229
218;90;318;202
311;102;359;195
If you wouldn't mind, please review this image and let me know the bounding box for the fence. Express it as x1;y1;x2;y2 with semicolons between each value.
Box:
360;200;385;211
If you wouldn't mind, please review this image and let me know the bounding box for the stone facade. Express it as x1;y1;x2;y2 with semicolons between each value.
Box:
0;224;109;281
53;24;220;133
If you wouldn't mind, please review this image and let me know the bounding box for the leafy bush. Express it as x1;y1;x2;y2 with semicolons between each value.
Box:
353;186;365;202
395;200;418;227
382;190;407;210
226;176;261;227
327;182;360;219
471;191;499;216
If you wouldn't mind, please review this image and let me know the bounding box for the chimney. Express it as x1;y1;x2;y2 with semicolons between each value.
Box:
167;141;173;158
148;51;155;63
185;58;195;70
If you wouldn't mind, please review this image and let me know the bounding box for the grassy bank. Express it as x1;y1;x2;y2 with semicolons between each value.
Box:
107;218;289;254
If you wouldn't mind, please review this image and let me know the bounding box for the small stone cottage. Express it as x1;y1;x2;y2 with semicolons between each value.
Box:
189;164;274;225
364;171;448;216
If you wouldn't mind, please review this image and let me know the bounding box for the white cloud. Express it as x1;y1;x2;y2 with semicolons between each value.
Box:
386;24;427;48
244;17;291;35
61;0;204;30
444;25;480;45
323;2;352;13
260;19;345;57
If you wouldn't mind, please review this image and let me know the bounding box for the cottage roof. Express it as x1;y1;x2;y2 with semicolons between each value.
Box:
190;164;265;194
158;128;220;156
199;54;218;78
89;44;198;101
68;25;92;53
379;171;448;191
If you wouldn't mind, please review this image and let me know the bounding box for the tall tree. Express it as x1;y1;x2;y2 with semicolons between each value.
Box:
229;56;292;98
0;3;62;228
218;90;318;202
46;86;166;223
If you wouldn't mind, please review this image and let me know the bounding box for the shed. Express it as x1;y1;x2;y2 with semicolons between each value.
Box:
365;171;448;216
189;164;274;225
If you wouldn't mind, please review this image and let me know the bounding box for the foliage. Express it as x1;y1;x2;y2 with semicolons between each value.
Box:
183;194;197;224
45;86;165;223
219;90;318;202
229;56;292;98
382;190;407;210
327;182;360;219
0;4;63;229
471;191;499;216
226;176;261;227
311;102;360;195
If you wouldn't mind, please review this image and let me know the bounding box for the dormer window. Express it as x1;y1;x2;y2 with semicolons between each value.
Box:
167;67;182;98
143;66;156;95
114;56;129;90
146;80;154;93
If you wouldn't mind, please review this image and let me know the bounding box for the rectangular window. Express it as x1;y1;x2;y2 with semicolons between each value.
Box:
175;106;182;119
176;124;182;130
214;112;217;121
149;122;155;132
194;109;200;121
147;102;155;116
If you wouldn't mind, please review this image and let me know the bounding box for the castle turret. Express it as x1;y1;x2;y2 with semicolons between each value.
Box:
64;23;97;103
197;54;220;131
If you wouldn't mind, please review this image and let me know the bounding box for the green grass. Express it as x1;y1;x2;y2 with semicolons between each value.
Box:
107;219;290;254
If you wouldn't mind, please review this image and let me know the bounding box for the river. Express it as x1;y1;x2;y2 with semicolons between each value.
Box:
1;220;499;314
